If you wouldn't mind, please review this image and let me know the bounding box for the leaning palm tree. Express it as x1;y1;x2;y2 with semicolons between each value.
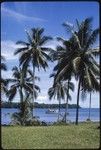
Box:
55;18;99;125
50;72;74;123
48;81;70;121
7;66;40;120
14;27;53;117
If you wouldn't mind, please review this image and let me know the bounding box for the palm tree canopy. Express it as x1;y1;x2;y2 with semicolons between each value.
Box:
48;81;74;101
14;27;53;70
7;66;40;101
52;18;99;91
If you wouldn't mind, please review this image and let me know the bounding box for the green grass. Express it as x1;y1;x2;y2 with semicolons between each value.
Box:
2;122;100;149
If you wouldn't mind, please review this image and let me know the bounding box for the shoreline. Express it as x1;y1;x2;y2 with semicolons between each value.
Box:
1;120;100;127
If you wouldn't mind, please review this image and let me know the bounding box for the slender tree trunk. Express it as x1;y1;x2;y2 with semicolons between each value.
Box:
75;77;81;125
19;87;23;125
58;99;61;121
31;63;35;119
88;92;91;120
65;80;69;123
19;87;23;108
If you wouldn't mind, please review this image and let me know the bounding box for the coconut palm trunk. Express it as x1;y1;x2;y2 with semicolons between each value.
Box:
58;98;61;121
76;76;81;125
31;63;35;119
19;87;23;107
88;92;92;120
19;87;24;125
65;80;69;123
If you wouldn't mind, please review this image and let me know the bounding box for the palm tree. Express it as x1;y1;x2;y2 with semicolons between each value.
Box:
1;56;8;96
87;55;100;121
63;80;74;123
81;74;100;121
50;18;99;125
14;27;53;117
7;66;40;120
50;73;74;123
11;93;32;125
49;37;76;123
48;81;70;121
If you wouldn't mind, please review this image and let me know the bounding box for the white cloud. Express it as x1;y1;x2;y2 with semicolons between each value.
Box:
2;70;13;79
1;40;23;60
37;95;47;101
1;6;46;22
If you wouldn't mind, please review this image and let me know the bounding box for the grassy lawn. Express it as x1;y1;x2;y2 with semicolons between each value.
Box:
1;122;100;149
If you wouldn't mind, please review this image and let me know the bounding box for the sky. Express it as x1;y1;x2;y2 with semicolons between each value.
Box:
1;1;100;108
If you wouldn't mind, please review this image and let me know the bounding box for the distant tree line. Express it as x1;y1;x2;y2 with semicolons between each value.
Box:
1;102;81;109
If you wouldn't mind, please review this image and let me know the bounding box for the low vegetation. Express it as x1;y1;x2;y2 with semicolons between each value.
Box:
2;122;100;149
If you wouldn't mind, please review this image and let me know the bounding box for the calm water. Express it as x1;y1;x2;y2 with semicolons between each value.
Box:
1;108;100;125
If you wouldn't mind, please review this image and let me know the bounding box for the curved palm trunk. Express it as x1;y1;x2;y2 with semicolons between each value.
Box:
65;80;69;123
88;92;91;120
19;87;24;125
58;98;61;121
75;77;81;125
31;63;35;119
19;87;23;106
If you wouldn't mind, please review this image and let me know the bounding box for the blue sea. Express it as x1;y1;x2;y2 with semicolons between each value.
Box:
1;108;100;125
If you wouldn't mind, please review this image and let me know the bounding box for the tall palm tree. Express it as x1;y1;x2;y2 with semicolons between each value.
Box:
61;18;99;125
7;66;40;119
14;27;53;117
50;18;99;125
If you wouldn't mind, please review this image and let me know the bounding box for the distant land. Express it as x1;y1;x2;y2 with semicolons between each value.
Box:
1;102;81;109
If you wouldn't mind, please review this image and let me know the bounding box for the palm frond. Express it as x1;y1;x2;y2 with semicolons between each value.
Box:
25;30;33;45
8;86;17;101
85;28;99;49
57;37;65;42
73;57;81;73
1;63;7;71
16;41;30;46
19;51;31;65
39;36;52;45
14;47;29;55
